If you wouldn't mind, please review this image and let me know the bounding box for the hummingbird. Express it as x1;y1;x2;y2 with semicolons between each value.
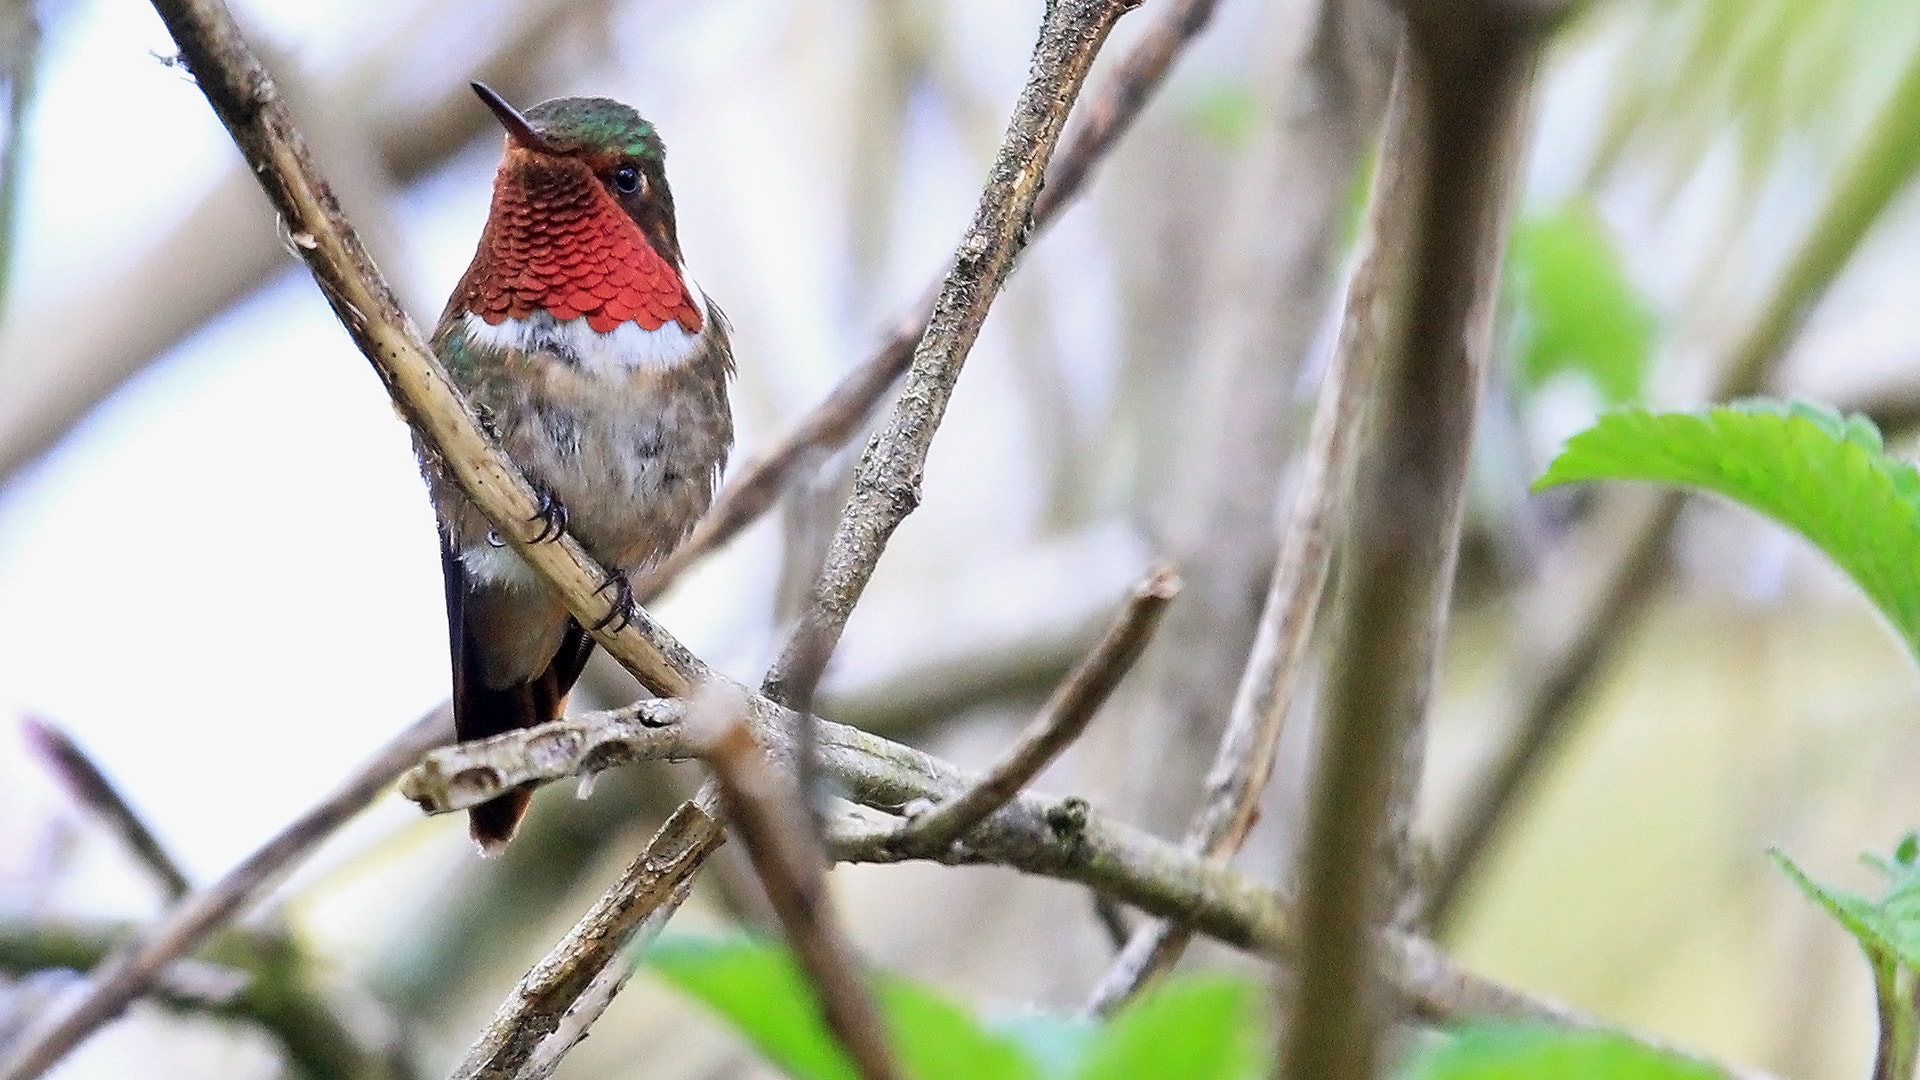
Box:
420;83;734;851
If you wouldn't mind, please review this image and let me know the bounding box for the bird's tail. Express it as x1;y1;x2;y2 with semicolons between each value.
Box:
442;539;596;852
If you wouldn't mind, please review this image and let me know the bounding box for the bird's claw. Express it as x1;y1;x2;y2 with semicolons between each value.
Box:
592;571;636;633
528;491;569;544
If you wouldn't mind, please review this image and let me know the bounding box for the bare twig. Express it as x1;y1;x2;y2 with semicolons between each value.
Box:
21;716;192;902
761;0;1140;705
397;696;1780;1080
1278;3;1548;1074
448;798;723;1080
894;562;1179;854
1428;9;1920;927
1032;0;1219;224
631;0;1220;606
0;706;451;1080
687;685;903;1080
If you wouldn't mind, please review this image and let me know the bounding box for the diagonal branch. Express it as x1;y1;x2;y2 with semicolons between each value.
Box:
0;706;452;1080
633;0;1219;607
893;562;1178;854
1085;114;1384;1010
22;716;192;902
447;797;723;1080
761;0;1141;706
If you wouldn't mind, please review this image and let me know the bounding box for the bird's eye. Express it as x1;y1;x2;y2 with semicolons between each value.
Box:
611;166;642;195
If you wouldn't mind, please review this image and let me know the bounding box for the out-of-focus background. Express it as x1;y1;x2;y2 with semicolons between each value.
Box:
1;0;1919;1077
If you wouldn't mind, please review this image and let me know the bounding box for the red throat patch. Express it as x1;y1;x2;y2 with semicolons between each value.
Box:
465;154;703;335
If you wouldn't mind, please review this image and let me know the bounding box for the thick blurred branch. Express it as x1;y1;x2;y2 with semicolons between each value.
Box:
761;0;1140;705
0;707;451;1080
1427;19;1920;929
1279;0;1553;1073
1124;0;1393;837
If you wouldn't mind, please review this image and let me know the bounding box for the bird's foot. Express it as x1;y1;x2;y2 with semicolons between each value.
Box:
592;570;636;633
528;490;569;544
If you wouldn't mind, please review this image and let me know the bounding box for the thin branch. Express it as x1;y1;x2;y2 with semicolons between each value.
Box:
1425;493;1677;924
1085;93;1385;1010
1278;3;1546;1074
632;0;1220;606
0;0;39;326
687;686;903;1080
894;562;1178;854
761;0;1140;705
396;696;1779;1080
21;716;192;902
0;706;451;1080
448;798;723;1080
0;919;411;1080
1428;5;1920;927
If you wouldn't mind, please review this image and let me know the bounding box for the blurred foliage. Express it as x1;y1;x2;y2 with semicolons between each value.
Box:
643;937;1263;1080
1402;1024;1719;1080
1182;81;1260;149
1536;400;1920;662
1503;200;1655;405
1593;0;1920;184
645;937;1745;1079
1772;833;1920;1080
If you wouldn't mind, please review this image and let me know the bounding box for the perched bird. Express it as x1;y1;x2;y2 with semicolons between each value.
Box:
420;84;733;851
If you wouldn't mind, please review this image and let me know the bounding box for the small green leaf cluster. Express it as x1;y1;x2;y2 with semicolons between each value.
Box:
1772;835;1920;1072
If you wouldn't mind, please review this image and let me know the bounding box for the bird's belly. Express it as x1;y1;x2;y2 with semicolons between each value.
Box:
453;357;732;588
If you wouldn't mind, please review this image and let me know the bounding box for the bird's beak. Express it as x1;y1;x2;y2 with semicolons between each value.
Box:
471;82;561;155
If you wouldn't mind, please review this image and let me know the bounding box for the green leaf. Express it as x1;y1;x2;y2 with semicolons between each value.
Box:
1073;976;1261;1080
1534;401;1920;662
645;937;1038;1080
1505;202;1656;404
1403;1024;1719;1080
647;937;859;1080
885;981;1037;1080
